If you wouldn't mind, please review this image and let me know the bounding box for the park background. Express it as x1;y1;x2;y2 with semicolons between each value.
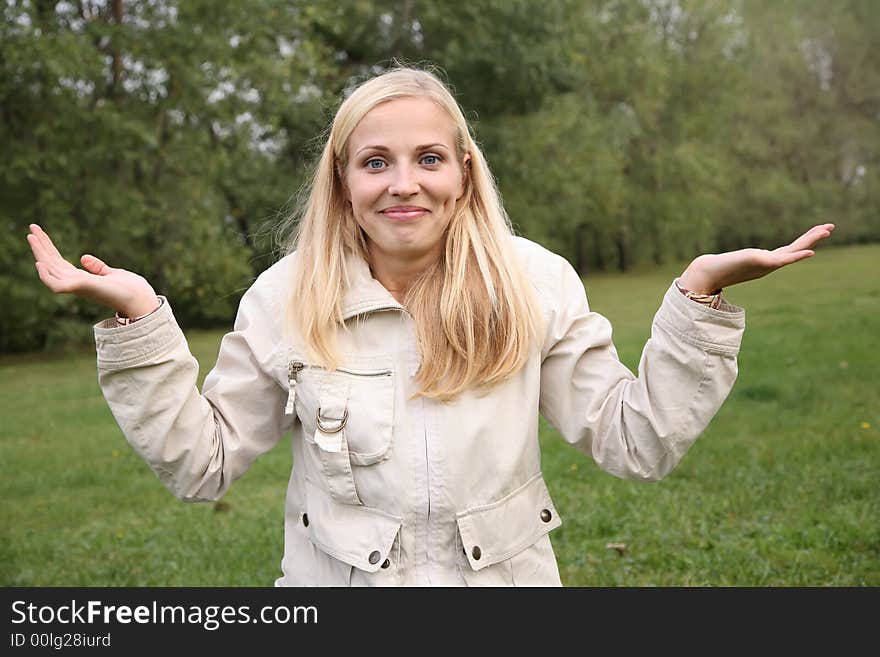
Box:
1;0;877;585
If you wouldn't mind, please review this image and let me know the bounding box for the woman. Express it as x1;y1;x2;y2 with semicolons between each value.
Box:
26;66;834;586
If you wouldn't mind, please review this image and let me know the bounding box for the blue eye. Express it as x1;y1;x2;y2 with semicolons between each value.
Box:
365;159;385;170
421;154;440;165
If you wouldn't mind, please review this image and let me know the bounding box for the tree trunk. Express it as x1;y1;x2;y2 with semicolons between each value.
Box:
616;226;630;272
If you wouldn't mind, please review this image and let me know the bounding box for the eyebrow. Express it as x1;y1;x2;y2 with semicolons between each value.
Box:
355;143;450;156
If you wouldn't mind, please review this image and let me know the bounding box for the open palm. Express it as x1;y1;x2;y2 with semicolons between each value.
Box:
26;224;160;317
680;223;836;293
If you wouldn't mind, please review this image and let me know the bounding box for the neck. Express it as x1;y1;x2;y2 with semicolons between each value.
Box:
366;243;440;304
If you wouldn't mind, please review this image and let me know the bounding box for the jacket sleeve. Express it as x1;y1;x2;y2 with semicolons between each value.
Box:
538;255;745;481
94;272;293;501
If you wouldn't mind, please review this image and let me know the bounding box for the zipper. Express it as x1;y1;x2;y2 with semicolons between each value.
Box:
333;366;392;378
284;361;306;415
284;361;391;415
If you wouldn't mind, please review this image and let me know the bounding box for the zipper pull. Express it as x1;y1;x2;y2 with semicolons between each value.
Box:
285;361;305;415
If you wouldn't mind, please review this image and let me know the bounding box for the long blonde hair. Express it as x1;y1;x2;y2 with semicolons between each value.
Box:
281;65;543;401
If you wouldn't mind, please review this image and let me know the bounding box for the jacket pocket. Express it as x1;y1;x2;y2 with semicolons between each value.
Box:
288;359;395;465
296;477;403;584
455;472;563;586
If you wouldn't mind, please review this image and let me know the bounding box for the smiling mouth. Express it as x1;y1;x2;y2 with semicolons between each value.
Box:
381;208;428;220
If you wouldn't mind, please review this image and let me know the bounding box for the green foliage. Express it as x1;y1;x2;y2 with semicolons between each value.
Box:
2;0;878;352
1;0;333;350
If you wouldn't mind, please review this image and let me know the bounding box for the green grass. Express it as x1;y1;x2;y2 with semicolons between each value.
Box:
2;244;878;586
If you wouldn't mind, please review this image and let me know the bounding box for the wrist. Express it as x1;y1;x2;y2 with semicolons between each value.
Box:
117;296;162;323
675;279;723;309
119;295;161;318
679;260;721;295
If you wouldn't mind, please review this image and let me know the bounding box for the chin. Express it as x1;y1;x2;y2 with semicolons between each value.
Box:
390;241;431;256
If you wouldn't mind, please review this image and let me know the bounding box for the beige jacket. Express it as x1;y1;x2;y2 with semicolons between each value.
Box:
93;237;745;586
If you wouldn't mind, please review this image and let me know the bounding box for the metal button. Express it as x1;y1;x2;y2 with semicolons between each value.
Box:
381;559;390;569
540;508;552;523
302;513;309;527
472;546;482;560
368;550;381;565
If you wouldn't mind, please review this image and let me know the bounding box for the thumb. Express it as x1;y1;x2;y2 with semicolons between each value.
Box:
80;254;113;275
778;250;815;267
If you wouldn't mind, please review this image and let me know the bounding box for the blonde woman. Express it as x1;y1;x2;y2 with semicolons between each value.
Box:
26;66;834;586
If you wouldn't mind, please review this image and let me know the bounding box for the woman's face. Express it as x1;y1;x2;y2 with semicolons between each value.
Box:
342;96;468;267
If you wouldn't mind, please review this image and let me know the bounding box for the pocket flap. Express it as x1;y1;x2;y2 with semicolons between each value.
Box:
299;478;403;573
456;473;562;572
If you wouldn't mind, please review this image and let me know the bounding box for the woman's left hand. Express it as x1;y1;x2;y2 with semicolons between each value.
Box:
678;223;835;294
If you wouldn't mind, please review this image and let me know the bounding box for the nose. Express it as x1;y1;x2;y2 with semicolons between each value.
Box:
388;163;420;197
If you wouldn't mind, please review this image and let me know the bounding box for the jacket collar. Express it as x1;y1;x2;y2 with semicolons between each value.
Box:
341;251;407;320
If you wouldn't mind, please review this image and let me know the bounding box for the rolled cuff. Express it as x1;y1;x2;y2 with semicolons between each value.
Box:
654;280;745;356
93;295;185;370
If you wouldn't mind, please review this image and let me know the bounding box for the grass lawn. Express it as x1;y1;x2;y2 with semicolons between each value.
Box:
1;243;877;586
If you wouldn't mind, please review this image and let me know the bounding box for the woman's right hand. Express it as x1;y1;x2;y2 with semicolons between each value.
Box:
26;224;161;318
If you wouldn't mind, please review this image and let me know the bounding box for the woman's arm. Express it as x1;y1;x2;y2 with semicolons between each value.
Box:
27;224;292;501
539;223;834;481
93;273;292;501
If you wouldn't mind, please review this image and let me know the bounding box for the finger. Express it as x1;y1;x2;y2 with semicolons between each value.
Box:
27;234;67;277
29;225;78;278
28;224;52;260
34;261;74;293
34;261;53;288
30;224;69;266
26;227;54;264
80;254;114;276
776;250;815;267
779;224;833;253
26;233;46;263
